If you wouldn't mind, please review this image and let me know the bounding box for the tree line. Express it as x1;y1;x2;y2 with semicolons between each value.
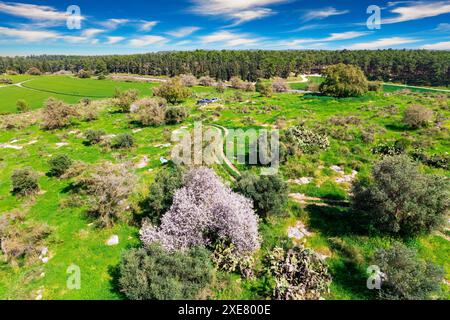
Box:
1;49;449;86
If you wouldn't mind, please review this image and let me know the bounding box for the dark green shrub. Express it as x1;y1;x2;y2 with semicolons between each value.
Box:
373;242;444;300
352;155;449;236
11;168;39;196
118;244;214;300
165;106;188;125
140;166;185;224
255;79;273;97
48;154;72;177
113;133;134;149
320;64;368;97
153;78;190;104
77;69;91;78
235;172;288;217
85;129;105;145
16;99;30;113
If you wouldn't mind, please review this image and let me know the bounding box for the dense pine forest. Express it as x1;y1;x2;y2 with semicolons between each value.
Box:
1;50;449;86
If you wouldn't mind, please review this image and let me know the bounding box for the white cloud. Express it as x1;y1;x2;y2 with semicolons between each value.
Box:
422;41;450;50
383;1;450;24
346;37;420;50
0;26;59;41
106;36;125;44
199;30;262;47
99;18;129;29
129;35;168;47
435;23;450;31
166;26;201;38
189;0;287;25
302;7;349;21
280;31;369;47
140;20;159;31
324;31;368;41
81;29;105;38
0;2;80;21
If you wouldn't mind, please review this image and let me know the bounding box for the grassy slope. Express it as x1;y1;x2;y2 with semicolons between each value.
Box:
0;78;448;300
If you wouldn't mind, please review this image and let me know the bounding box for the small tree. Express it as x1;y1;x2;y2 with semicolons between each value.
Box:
216;81;226;93
256;79;273;97
352;155;449;236
85;130;105;145
199;76;216;87
368;81;382;92
42;98;78;130
118;244;214;300
403;105;433;129
165;106;188;125
179;74;198;87
74;162;136;227
153;78;190;104
115;88;140;113
235;172;288;217
319;63;368;97
48;154;72;177
112;133;134;149
77;69;91;79
272;77;289;92
11;168;39;196
373;242;444;300
134;98;167;126
16;99;30;113
26;67;42;75
140;166;185;224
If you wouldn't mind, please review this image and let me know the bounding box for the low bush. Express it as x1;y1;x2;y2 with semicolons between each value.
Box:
118;244;214;300
42;98;78;130
74;162;136;227
266;246;332;300
320;64;368;97
180;74;198;87
256;79;273;97
77;69;91;78
0;211;51;267
48;154;72;177
112;133;134;149
368;81;382;92
85;129;105;145
0;78;13;84
283;126;330;155
272;77;289;92
115;88;140;113
134;97;167;126
403;105;433;129
199;76;216;87
373;242;444;300
26;67;42;75
16;99;30;113
165;106;188;125
11;168;39;196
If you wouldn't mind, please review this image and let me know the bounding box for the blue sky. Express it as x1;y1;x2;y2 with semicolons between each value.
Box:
0;0;449;55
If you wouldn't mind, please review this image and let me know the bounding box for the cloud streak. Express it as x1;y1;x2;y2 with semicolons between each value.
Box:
382;1;450;24
301;7;349;21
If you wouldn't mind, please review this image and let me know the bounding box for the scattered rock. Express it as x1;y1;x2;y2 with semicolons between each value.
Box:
106;235;119;246
26;140;38;145
41;257;49;264
35;289;43;300
288;221;312;240
155;143;171;148
330;165;344;174
55;142;69;148
335;170;358;184
160;157;169;164
136;155;149;169
0;143;23;150
289;177;313;185
68;130;80;135
132;128;142;133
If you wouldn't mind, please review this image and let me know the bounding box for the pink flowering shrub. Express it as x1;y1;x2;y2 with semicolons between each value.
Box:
140;167;260;255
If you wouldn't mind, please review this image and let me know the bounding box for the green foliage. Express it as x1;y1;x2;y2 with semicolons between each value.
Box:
42;97;78;130
320;64;368;97
0;78;13;84
112;133;134;149
85;129;105;145
403;105;434;129
373;242;444;300
153;78;190;104
352;155;449;236
16;99;30;113
77;69;91;79
211;240;255;278
26;67;42;76
165;106;188;125
118;244;214;300
283;126;330;154
115;88;140;113
266;246;332;300
368;81;382;92
48;154;72;177
235;172;288;217
11;168;39;196
255;79;273;97
134;97;167;126
140;166;185;224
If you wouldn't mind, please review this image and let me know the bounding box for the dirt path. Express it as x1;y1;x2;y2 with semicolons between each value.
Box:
383;83;450;93
0;79;34;90
209;124;241;178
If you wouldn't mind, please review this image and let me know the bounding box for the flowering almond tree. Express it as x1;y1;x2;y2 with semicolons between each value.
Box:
140;167;260;255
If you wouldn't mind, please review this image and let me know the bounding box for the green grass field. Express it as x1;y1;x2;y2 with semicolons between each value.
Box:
0;75;448;300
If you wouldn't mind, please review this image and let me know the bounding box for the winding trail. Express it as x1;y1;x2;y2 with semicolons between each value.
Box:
0;79;34;90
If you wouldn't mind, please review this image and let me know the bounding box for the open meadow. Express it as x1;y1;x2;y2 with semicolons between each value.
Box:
0;72;448;300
